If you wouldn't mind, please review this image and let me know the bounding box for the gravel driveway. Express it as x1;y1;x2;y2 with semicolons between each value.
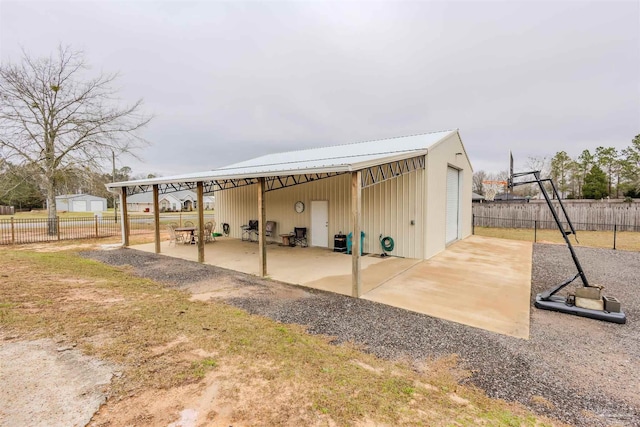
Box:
83;243;640;427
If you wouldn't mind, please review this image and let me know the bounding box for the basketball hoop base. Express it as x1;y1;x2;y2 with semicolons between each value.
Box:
535;294;626;324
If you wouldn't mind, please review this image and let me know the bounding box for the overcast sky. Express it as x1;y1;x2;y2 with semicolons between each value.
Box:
1;0;638;177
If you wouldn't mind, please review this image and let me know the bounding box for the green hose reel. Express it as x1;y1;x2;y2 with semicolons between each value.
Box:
379;234;394;255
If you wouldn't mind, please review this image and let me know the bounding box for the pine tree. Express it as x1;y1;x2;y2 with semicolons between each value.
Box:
582;165;608;199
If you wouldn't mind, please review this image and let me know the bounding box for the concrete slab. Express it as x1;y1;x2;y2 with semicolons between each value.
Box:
362;235;532;338
132;238;420;295
131;234;532;338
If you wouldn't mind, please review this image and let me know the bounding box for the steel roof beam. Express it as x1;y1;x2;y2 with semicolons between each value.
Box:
360;155;425;188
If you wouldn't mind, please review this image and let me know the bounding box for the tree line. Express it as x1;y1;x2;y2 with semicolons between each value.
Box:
0;162;155;211
473;135;640;200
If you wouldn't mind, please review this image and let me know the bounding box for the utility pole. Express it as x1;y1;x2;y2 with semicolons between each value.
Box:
112;150;117;223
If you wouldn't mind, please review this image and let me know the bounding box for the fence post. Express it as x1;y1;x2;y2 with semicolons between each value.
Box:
534;220;537;243
10;217;15;245
95;215;99;238
613;224;617;250
179;212;182;227
57;217;61;241
472;214;475;235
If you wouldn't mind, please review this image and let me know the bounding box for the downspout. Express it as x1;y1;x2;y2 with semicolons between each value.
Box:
422;150;429;260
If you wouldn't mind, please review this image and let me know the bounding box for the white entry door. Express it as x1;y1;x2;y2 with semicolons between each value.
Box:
311;200;329;247
446;167;460;244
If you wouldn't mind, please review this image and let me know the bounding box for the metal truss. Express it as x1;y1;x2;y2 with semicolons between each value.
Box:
123;157;423;196
125;172;347;196
264;172;345;191
361;155;425;188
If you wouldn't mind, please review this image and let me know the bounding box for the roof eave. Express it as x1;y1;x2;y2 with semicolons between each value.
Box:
105;164;353;190
349;149;428;171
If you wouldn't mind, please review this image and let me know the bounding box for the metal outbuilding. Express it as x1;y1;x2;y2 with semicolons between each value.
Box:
55;194;107;213
106;129;473;297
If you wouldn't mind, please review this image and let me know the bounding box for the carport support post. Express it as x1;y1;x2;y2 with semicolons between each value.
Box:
153;184;161;254
351;171;362;297
197;181;205;263
258;177;267;277
121;188;130;247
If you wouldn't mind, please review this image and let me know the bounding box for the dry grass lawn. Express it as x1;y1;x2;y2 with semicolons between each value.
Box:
474;227;640;252
0;245;562;426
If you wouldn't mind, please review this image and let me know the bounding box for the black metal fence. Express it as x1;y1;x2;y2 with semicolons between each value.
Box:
472;215;640;250
0;214;215;245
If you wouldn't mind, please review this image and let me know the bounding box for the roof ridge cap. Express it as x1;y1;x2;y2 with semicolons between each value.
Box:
265;129;456;156
223;129;456;167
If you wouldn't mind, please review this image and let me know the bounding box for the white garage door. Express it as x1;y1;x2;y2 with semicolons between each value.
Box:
90;201;103;212
72;200;85;212
446;167;460;244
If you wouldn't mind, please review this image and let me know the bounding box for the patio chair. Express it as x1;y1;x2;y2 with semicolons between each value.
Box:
167;224;185;246
184;220;194;227
292;227;308;247
241;220;259;242
204;221;215;243
265;221;276;242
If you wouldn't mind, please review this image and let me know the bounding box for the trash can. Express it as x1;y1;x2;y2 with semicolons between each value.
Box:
346;231;365;255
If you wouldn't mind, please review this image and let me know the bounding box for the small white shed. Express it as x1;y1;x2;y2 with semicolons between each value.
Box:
55;194;107;213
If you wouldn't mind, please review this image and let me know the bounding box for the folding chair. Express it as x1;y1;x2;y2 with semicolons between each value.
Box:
292;227;308;247
241;220;259;242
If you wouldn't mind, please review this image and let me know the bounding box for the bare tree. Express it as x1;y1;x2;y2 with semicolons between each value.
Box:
0;45;151;232
524;155;551;198
472;170;487;195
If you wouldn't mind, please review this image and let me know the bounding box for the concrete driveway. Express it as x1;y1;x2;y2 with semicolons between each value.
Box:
363;236;532;338
132;235;532;338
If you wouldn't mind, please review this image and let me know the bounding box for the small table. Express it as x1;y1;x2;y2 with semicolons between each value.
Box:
279;233;294;246
174;227;196;244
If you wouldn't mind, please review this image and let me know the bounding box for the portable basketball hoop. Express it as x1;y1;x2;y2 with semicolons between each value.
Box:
508;150;625;324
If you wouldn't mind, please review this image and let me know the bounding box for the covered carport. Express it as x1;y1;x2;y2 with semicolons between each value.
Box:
107;130;473;299
111;166;375;298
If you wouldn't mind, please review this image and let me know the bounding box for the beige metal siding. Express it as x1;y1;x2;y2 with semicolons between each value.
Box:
362;169;424;258
215;170;425;258
215;174;351;243
424;133;473;259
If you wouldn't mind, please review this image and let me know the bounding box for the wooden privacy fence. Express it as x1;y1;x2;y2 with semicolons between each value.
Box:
0;206;15;215
0;214;215;245
473;202;640;232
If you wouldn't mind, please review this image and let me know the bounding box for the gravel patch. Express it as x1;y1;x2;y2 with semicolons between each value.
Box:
81;244;640;427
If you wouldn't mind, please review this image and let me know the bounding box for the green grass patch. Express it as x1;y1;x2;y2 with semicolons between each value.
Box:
474;226;640;252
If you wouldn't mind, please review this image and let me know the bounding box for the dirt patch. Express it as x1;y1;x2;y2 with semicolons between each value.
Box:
187;276;312;302
90;356;322;427
64;287;124;305
0;338;114;427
